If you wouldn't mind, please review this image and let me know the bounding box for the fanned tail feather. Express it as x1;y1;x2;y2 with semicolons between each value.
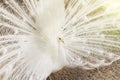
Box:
0;0;120;80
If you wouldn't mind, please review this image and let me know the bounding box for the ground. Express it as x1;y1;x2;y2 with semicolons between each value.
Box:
48;60;120;80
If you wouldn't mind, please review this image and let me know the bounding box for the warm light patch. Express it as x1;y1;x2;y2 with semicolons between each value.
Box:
105;0;120;13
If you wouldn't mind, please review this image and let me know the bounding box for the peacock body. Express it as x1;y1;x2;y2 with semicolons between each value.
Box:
0;0;120;80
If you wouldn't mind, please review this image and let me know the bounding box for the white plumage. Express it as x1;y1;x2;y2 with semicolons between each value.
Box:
0;0;120;80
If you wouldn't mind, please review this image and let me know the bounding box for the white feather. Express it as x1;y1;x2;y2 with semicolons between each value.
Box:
0;0;120;80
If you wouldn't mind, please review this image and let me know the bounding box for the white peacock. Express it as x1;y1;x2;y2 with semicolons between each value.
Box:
0;0;120;80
